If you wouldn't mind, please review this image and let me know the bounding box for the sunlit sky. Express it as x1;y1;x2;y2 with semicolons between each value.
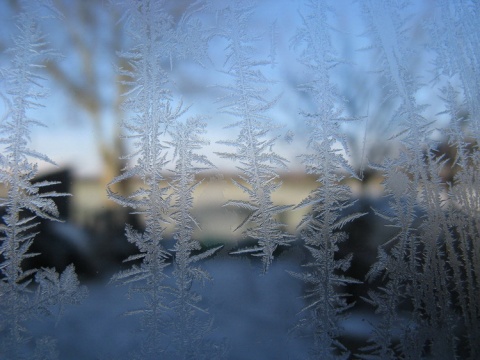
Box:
0;0;437;177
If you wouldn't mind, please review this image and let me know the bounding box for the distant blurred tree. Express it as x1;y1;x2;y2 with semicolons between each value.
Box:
1;0;127;205
1;0;193;208
47;0;128;202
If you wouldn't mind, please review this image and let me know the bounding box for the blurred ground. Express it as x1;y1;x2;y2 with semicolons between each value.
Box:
27;252;310;359
21;170;383;359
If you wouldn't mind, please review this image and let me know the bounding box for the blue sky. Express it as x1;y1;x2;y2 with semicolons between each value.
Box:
1;0;436;177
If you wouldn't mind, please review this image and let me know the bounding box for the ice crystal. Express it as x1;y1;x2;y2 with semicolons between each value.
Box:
0;4;86;359
108;1;223;357
211;0;293;272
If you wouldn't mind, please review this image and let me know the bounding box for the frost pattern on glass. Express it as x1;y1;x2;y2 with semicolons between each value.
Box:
360;1;480;358
431;13;480;348
212;0;293;273
2;0;479;358
108;1;223;358
165;118;226;359
429;1;480;131
360;0;450;356
439;84;480;358
0;5;86;359
289;1;365;358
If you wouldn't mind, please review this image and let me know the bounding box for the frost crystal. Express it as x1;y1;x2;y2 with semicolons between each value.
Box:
0;4;86;359
108;1;223;357
360;1;480;358
289;1;365;358
212;0;293;272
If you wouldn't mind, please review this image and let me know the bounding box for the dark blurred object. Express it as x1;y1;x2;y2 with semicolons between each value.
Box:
21;169;97;278
21;169;142;280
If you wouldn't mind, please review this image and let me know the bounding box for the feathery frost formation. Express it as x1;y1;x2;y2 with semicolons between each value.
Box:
0;4;86;359
166;118;225;359
360;1;480;358
212;0;293;272
2;0;479;358
432;2;480;356
289;1;365;358
107;1;223;357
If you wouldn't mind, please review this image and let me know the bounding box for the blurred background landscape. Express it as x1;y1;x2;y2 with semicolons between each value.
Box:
1;0;476;358
0;0;431;275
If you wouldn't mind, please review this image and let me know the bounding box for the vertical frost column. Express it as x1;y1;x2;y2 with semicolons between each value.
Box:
428;0;480;358
213;0;293;272
361;0;462;358
0;4;86;359
107;0;181;356
430;3;480;357
289;1;364;358
440;84;480;359
108;0;223;357
166;118;224;358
